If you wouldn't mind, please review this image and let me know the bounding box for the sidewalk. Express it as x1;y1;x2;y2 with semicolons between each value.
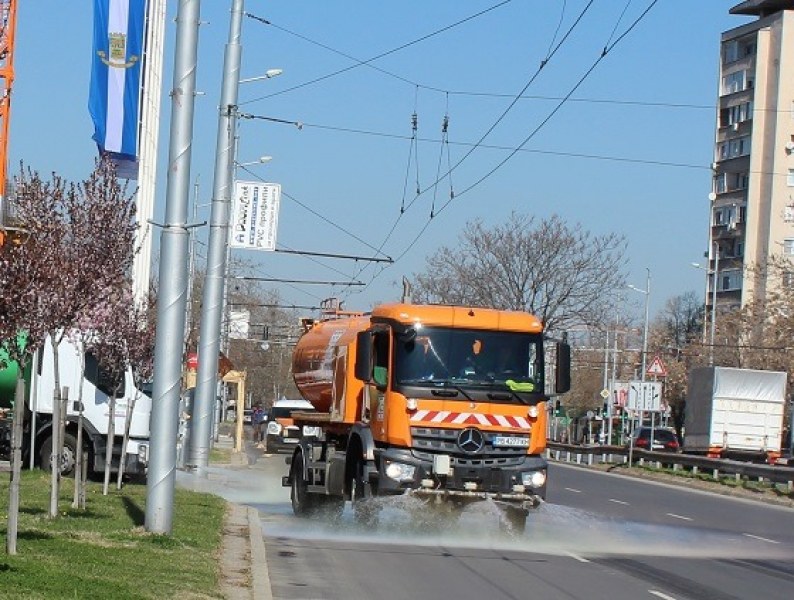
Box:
176;432;274;600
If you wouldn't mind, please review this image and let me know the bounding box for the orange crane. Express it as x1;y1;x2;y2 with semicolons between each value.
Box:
0;0;17;248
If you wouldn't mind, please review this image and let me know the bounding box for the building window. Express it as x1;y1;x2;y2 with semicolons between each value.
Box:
714;208;725;226
722;70;746;95
714;173;727;194
784;271;794;288
719;102;753;128
786;205;794;223
720;270;742;291
784;239;794;255
723;41;739;64
737;173;749;190
788;170;794;187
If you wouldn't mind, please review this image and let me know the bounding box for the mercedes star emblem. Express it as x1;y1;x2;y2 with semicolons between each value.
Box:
457;427;484;453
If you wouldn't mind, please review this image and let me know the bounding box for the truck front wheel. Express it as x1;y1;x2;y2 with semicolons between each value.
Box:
290;452;317;517
40;432;78;477
500;506;527;535
351;458;379;525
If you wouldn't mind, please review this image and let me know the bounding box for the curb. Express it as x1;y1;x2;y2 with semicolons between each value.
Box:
247;506;272;600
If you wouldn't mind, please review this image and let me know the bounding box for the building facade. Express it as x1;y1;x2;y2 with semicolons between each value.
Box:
710;1;794;315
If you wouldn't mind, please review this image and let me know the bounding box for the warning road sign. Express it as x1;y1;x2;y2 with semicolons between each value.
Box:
646;355;668;377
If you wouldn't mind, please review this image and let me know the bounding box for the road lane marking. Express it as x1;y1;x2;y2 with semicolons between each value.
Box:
742;533;781;545
565;552;590;563
665;513;692;521
564;487;581;493
609;498;629;505
648;590;677;600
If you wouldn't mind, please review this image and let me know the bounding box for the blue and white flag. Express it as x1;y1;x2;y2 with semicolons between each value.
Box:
88;0;145;164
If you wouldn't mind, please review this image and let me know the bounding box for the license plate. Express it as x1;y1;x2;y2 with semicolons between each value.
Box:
283;438;298;443
493;435;529;447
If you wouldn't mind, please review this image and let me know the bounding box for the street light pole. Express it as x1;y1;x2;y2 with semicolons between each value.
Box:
627;268;651;461
709;244;719;366
145;0;200;534
641;268;650;383
190;0;244;472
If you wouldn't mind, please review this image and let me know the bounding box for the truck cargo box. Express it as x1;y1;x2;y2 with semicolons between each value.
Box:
684;366;785;455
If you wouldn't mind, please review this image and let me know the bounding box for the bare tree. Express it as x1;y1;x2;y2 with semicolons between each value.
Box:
411;213;627;333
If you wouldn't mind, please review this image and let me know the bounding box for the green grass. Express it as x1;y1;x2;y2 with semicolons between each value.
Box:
209;446;232;465
1;470;226;599
621;462;794;500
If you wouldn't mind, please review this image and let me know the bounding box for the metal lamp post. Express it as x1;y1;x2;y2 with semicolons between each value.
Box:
691;243;719;366
190;0;245;472
191;0;283;471
628;268;651;462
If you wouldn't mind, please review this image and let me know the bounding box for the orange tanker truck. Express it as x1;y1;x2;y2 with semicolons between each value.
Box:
282;301;571;530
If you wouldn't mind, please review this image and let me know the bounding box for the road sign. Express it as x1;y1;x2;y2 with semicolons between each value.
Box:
599;389;610;399
646;355;668;377
627;381;663;412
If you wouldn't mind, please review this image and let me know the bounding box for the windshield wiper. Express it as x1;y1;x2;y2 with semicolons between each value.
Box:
429;382;474;401
487;390;529;405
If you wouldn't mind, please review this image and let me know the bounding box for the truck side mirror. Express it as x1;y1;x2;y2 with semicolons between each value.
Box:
354;331;373;382
555;342;571;394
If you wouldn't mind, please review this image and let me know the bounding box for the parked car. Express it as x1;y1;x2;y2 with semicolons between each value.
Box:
629;427;681;452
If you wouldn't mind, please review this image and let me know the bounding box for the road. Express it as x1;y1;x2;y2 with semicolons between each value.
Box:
247;453;794;600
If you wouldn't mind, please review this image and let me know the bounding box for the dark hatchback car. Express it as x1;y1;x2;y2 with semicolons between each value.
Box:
629;427;681;452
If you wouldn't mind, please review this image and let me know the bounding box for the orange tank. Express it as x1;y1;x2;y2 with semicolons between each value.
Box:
291;315;370;413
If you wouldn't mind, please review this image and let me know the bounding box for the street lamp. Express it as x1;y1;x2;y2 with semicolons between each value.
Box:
238;68;283;84
628;268;651;382
691;244;720;366
235;155;272;169
627;269;651;462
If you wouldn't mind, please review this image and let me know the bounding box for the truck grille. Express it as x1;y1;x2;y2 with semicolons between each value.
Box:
410;426;529;466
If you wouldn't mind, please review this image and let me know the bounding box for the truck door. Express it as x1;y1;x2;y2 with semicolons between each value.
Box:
368;328;390;439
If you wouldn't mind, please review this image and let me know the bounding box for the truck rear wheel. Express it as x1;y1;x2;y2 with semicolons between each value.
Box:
40;432;78;477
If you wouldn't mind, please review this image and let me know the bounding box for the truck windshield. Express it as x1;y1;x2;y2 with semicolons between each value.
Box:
394;327;543;392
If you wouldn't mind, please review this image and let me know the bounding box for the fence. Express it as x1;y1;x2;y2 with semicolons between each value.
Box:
546;441;794;491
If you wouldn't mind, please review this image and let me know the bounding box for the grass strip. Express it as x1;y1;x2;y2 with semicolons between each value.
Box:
1;470;226;599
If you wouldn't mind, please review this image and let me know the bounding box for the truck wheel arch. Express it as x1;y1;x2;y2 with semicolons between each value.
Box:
344;427;376;497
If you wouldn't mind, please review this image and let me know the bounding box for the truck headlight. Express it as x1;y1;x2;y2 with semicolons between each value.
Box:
384;461;416;482
267;421;282;435
521;470;546;488
302;426;321;437
138;444;148;464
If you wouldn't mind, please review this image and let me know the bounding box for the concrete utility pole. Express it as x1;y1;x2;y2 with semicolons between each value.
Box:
709;244;720;366
190;0;244;470
145;0;201;535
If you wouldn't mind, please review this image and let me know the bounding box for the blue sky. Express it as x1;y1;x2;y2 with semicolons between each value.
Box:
10;1;752;323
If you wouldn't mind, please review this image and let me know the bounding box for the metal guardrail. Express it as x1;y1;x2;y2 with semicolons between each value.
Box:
546;441;794;489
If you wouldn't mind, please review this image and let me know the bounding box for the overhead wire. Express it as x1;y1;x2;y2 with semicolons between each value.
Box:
242;1;514;105
338;1;597;303
238;163;388;258
234;165;386;298
353;0;662;297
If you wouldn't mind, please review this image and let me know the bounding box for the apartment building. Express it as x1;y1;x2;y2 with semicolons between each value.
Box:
709;1;794;314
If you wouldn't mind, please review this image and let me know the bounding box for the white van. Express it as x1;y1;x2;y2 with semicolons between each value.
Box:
265;398;318;453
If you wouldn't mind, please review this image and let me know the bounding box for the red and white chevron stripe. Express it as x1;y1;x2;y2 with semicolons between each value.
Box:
409;410;531;430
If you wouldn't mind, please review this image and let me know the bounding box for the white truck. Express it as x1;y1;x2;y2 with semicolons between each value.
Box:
1;336;151;477
684;366;786;462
